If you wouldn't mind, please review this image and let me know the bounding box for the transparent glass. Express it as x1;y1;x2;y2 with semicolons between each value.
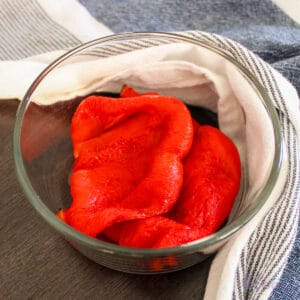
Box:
13;32;283;274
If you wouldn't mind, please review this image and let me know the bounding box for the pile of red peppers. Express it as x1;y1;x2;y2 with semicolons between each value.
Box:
57;86;241;248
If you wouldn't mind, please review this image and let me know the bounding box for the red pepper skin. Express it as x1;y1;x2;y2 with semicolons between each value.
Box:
103;121;241;248
109;216;202;248
170;121;241;233
120;85;140;97
58;87;241;247
61;93;193;237
104;213;207;248
120;85;158;97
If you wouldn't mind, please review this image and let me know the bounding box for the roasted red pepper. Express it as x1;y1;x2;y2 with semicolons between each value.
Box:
58;86;241;247
103;121;241;248
59;89;193;237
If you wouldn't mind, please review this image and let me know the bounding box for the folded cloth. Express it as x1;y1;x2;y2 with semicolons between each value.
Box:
0;1;299;300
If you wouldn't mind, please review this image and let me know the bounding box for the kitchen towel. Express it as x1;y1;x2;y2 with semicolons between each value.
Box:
0;1;299;299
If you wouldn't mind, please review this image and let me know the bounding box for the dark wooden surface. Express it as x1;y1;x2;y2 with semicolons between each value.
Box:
0;100;213;299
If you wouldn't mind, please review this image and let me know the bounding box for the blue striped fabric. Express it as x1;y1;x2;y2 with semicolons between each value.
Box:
0;0;79;60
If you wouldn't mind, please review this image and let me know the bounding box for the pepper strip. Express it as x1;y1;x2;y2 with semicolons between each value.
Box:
103;121;241;248
59;93;193;237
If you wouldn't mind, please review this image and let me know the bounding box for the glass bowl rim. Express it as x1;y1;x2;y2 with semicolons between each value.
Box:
13;31;284;257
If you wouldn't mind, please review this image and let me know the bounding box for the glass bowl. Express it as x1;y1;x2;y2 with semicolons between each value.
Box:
13;32;283;274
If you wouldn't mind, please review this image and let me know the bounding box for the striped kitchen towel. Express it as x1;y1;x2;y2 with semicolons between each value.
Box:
0;1;299;299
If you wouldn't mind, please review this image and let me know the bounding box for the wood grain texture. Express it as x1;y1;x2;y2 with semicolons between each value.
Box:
0;101;213;299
